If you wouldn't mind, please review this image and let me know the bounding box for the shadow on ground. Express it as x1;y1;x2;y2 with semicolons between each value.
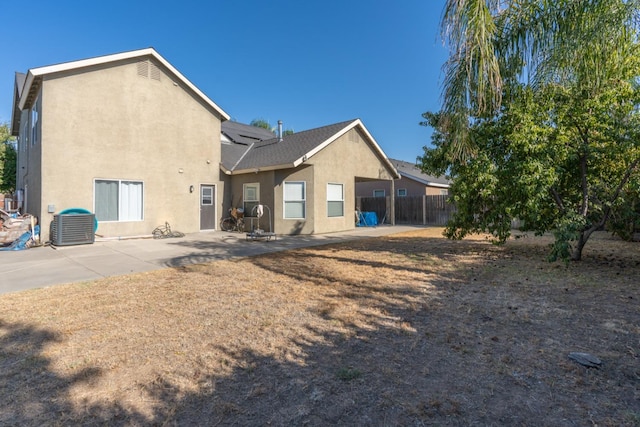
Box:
160;233;375;268
1;235;639;425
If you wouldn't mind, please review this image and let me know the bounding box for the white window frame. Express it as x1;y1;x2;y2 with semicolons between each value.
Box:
21;113;28;151
373;189;385;198
94;179;144;222
397;188;407;197
31;98;39;147
243;182;260;217
327;183;344;217
284;181;306;219
440;189;449;196
201;186;213;205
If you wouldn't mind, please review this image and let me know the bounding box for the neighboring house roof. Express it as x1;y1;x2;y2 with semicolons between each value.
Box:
221;119;399;179
389;158;451;188
12;47;230;133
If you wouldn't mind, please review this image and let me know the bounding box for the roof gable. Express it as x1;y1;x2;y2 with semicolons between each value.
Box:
14;48;229;120
222;119;399;179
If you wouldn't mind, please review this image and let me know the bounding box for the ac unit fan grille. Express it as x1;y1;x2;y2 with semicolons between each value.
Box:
51;214;95;246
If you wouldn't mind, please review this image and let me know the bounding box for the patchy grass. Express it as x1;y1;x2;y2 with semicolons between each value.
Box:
0;228;638;426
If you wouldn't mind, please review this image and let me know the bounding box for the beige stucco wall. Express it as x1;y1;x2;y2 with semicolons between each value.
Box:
225;171;276;231
310;127;394;233
268;127;395;235
29;57;224;241
273;165;315;234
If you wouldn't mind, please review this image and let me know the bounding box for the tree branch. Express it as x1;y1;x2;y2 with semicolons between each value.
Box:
596;157;640;229
550;188;565;212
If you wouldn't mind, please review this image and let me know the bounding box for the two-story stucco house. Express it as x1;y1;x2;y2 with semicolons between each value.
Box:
11;48;229;242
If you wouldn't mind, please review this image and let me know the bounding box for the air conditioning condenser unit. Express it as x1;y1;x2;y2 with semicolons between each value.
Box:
50;213;95;246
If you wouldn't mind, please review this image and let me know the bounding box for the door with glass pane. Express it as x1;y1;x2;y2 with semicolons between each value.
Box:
200;185;216;230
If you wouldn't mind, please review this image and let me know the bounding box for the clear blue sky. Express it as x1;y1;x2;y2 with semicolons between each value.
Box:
1;1;448;163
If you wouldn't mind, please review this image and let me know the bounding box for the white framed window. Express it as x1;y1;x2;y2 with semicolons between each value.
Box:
21;113;28;151
201;186;213;205
94;179;144;222
284;181;306;219
373;189;385;198
397;188;407;197
31;99;39;147
243;183;260;217
327;183;344;217
440;189;449;196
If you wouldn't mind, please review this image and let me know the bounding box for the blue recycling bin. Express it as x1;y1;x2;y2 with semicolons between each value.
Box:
357;211;378;227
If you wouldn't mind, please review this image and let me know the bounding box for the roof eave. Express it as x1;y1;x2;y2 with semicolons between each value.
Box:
17;72;35;111
400;172;450;187
226;163;296;175
11;82;24;135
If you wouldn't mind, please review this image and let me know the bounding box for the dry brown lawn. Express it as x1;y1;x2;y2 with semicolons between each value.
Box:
1;228;639;426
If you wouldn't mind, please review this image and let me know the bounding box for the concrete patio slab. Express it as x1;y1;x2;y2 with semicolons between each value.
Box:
0;225;425;295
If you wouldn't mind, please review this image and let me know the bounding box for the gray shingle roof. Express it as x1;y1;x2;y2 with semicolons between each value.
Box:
234;120;356;171
389;158;451;187
221;119;361;173
222;121;275;146
221;141;253;172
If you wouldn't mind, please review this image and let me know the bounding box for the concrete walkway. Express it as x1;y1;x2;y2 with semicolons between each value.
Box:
0;225;422;295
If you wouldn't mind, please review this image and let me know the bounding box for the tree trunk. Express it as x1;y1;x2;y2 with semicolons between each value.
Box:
571;226;598;261
571;233;587;261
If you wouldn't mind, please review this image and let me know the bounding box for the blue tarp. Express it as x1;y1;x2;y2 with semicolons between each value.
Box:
356;211;378;227
0;225;39;251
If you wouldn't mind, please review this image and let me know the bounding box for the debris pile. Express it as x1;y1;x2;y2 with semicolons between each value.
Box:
0;209;39;250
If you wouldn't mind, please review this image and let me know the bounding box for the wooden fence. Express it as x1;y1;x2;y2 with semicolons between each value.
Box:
356;195;456;226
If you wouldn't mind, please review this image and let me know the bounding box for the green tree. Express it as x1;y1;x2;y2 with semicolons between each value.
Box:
250;118;294;135
0;123;17;194
438;0;639;157
422;0;640;261
250;118;273;130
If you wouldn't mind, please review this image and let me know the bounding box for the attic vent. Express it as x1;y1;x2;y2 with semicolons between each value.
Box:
137;60;149;77
348;130;360;143
149;63;161;81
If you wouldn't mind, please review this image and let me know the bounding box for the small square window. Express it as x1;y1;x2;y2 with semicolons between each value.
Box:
397;188;407;197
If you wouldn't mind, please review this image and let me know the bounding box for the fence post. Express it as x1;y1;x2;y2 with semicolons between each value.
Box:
389;180;396;225
422;195;427;225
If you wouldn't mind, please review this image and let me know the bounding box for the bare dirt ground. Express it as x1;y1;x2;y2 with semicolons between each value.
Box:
1;228;639;426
